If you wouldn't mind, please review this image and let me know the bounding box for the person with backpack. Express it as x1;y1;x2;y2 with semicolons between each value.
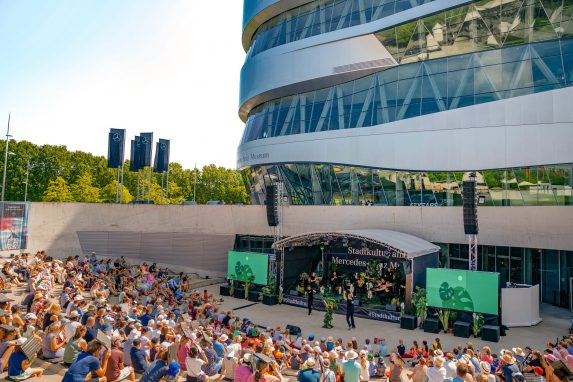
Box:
497;353;520;382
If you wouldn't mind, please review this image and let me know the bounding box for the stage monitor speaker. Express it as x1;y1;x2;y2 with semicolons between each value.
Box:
463;180;478;235
400;315;417;330
481;325;500;342
424;317;440;333
453;321;471;338
286;324;301;336
265;185;279;227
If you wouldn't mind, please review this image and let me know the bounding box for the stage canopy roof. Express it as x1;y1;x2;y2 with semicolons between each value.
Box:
272;229;440;259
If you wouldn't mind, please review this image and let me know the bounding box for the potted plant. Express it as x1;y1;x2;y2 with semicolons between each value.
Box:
229;281;235;297
244;282;251;299
437;309;451;333
448;311;458;333
262;285;278;305
411;287;427;325
472;313;484;337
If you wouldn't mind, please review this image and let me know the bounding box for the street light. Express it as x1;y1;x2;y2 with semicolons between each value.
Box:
23;160;34;202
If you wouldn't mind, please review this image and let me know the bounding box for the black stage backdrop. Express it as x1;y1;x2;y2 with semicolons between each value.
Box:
283;246;321;292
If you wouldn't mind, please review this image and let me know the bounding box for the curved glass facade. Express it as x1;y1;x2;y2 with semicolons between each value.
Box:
241;37;573;144
249;163;573;206
249;0;436;56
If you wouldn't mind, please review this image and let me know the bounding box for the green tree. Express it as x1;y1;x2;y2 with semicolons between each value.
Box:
42;177;74;202
100;181;134;203
71;173;102;203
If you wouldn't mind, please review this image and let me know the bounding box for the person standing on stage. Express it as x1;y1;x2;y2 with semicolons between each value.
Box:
346;293;356;330
307;285;314;315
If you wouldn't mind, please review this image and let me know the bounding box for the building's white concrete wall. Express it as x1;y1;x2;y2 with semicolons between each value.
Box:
22;203;573;274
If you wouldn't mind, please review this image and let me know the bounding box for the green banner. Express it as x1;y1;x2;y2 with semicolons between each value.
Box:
426;268;499;315
227;251;269;285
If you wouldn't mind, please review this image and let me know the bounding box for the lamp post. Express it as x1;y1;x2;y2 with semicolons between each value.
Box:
2;114;12;203
24;160;32;202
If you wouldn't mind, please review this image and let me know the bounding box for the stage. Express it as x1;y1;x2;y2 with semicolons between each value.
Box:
272;229;440;321
281;293;401;322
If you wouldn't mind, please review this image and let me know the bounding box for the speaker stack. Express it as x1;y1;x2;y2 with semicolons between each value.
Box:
424;317;440;333
481;324;500;342
463;179;478;235
265;185;279;227
400;315;417;330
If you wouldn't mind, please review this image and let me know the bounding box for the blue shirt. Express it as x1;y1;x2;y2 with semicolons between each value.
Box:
8;351;27;377
213;341;225;360
343;360;361;382
140;360;168;382
62;355;101;382
131;347;148;372
298;368;320;382
140;314;153;327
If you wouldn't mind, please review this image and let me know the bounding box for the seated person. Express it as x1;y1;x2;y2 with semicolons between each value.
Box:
7;341;44;380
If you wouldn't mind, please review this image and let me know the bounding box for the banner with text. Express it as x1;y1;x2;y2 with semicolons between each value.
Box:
0;202;29;251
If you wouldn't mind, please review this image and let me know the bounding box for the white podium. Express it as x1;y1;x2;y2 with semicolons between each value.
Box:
501;284;542;327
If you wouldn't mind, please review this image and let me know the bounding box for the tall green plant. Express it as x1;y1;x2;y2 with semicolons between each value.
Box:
411;287;427;319
472;313;484;337
437;309;451;332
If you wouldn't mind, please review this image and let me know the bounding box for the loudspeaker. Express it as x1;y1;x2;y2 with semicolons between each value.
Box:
463;180;478;235
453;321;470;338
400;315;417;330
286;324;302;336
481;325;500;342
424;317;440;333
265;185;279;227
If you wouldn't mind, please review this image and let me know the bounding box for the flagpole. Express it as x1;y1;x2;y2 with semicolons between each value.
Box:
2;113;11;203
166;167;170;202
193;163;197;202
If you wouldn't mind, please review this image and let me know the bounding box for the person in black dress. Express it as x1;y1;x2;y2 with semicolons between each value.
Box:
346;293;356;330
307;285;314;315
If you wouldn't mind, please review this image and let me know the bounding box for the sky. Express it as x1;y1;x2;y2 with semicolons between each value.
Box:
0;0;246;169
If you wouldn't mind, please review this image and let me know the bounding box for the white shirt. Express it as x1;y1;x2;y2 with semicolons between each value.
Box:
185;357;205;377
445;361;457;378
222;356;237;379
64;321;81;343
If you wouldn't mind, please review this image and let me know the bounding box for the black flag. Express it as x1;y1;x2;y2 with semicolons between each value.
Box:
139;132;153;168
129;136;142;172
153;139;170;173
107;129;125;168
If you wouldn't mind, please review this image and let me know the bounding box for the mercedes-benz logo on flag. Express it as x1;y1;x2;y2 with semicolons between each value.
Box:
112;133;121;142
142;137;150;144
160;143;167;150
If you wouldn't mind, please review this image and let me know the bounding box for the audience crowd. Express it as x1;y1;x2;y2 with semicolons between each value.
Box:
0;251;572;382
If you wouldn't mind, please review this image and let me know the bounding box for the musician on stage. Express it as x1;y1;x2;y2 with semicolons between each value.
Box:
345;293;356;330
306;285;314;315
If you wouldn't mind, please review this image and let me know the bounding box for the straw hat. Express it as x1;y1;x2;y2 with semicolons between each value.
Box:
306;358;316;367
346;350;358;360
480;361;491;374
513;348;526;357
502;353;515;364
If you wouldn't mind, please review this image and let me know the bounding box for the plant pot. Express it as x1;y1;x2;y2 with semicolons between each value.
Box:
220;285;230;296
248;291;260;302
234;287;244;299
263;294;278;305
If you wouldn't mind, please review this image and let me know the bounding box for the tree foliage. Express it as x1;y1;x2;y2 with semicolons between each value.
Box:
3;139;250;204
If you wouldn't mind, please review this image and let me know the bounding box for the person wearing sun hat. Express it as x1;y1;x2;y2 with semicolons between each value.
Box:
343;350;361;382
480;361;496;382
299;358;320;381
498;352;519;382
427;356;446;382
